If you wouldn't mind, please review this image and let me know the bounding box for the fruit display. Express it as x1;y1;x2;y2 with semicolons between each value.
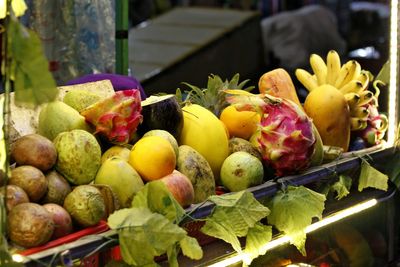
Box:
0;49;392;263
225;90;316;176
295;50;388;149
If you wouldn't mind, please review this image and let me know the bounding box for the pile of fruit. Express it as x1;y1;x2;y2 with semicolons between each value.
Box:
1;50;389;250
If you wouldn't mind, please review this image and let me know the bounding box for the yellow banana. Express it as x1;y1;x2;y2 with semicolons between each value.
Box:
326;50;341;85
357;91;374;106
356;71;370;90
295;68;318;91
310;54;327;85
350;61;361;85
339;80;363;95
350;106;369;119
344;92;360;109
335;60;359;89
350;117;368;131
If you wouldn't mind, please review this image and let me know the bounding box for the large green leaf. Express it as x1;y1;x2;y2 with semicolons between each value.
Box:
358;160;388;192
131;181;185;223
201;191;270;253
207;191;270;237
243;223;272;265
266;186;326;255
108;207;187;266
8;18;57;107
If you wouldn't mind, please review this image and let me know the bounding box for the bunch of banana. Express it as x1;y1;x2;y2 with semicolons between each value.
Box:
295;50;378;131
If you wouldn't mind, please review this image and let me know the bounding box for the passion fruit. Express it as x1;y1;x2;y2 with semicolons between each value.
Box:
9;165;48;202
8;203;54;248
42;171;72;205
11;134;57;172
43;203;73;240
0;185;29;212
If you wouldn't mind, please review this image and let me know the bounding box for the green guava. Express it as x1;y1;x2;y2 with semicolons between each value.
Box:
220;151;264;192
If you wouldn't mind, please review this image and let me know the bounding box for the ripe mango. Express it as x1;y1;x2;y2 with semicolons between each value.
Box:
95;156;144;208
38;101;91;141
304;85;350;151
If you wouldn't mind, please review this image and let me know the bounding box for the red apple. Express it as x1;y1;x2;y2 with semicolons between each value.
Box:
43;203;73;239
161;170;194;207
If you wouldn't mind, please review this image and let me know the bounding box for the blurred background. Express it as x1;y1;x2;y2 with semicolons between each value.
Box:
22;0;390;100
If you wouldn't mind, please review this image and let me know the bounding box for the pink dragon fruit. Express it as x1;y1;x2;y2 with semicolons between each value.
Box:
80;89;143;145
225;90;315;177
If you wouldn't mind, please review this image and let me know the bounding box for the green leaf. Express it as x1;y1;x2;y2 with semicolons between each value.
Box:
108;207;186;266
167;244;179;267
207;191;270;237
358;160;388;192
243;223;272;265
131;181;185;223
201;191;270;253
201;218;242;252
179;236;203;260
375;60;390;85
331;175;352;200
266;186;326;255
8;18;57;107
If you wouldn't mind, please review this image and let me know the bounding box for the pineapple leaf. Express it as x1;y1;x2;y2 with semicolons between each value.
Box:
228;73;240;87
178;73;254;116
175;88;183;102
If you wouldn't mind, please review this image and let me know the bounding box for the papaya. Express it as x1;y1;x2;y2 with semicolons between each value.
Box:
258;68;302;107
304;84;351;152
179;104;229;180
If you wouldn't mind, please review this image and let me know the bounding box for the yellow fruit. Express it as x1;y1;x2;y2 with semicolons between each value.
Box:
219;105;260;140
95;157;144;208
179;104;229;180
304;84;350;152
101;146;131;163
128;136;176;181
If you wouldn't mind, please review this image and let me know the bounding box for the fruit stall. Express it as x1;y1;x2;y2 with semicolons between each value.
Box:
0;1;400;267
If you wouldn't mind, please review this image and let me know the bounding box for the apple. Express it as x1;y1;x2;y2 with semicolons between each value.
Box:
43;203;73;240
161;170;194;207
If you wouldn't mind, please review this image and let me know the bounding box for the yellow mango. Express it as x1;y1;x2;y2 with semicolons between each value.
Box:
179;104;229;180
304;84;350;152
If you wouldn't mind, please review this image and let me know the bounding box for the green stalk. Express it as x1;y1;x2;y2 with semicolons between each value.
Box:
0;0;12;250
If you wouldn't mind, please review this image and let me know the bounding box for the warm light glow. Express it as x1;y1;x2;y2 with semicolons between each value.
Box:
208;199;378;267
388;0;399;146
12;254;24;263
